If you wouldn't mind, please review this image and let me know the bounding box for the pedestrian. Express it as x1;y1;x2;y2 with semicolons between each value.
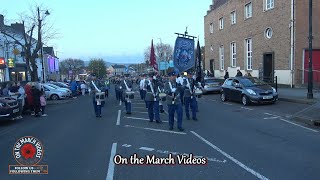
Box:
32;82;42;117
90;74;104;118
16;82;26;119
145;73;161;123
236;70;243;77
165;69;184;131
121;76;133;114
40;90;48;117
224;70;229;80
70;80;78;98
2;83;10;97
183;73;198;121
80;81;86;96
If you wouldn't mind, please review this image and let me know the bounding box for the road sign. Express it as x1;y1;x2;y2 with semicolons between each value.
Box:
159;61;168;70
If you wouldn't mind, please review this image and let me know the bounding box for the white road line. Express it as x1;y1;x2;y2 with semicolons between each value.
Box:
263;117;279;120
223;102;233;106
119;101;122;106
124;125;187;135
279;118;319;133
241;107;253;111
0;128;16;136
133;107;148;109
122;144;132;147
139;147;155;151
264;112;280;118
130;111;148;114
106;143;117;180
191;131;269;180
132;103;146;105
116;110;121;125
124;116;169;123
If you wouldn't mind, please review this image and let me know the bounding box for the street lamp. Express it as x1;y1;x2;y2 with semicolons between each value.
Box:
38;7;50;83
307;0;313;99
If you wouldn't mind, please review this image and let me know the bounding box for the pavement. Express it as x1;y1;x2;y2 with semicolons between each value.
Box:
276;87;320;127
0;86;320;180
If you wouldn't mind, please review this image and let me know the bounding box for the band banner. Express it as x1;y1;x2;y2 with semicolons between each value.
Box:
173;37;195;73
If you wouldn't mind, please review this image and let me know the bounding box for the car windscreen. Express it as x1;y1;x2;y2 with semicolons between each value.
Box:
47;84;59;89
205;79;219;84
240;78;268;87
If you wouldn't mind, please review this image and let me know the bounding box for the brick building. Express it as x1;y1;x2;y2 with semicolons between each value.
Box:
204;0;320;87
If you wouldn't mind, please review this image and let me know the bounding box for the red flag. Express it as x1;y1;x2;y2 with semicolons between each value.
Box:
150;39;158;72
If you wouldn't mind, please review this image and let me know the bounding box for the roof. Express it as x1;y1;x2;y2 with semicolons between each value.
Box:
43;47;54;55
207;0;228;12
112;64;126;69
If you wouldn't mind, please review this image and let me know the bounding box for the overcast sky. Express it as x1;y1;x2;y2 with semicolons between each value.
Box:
1;0;212;63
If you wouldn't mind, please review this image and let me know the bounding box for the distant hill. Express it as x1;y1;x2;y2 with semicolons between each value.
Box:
84;61;139;67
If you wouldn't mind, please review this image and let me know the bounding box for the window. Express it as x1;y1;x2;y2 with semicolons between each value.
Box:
219;18;224;30
245;2;252;19
265;0;274;10
231;11;236;25
219;45;224;70
225;79;233;86
209;23;214;34
265;27;273;39
245;38;253;70
230;42;236;67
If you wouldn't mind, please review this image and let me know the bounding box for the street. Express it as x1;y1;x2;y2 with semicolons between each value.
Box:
0;87;320;180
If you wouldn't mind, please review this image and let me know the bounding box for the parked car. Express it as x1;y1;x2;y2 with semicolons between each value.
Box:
41;84;68;100
202;77;224;94
51;82;70;89
45;83;72;97
0;97;20;120
221;77;278;106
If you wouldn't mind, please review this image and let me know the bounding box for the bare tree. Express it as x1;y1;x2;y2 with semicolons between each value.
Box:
0;4;59;81
59;58;85;78
144;43;173;64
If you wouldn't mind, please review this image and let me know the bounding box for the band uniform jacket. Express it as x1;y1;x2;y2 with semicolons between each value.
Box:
183;78;195;98
120;80;133;98
164;80;181;105
144;79;160;102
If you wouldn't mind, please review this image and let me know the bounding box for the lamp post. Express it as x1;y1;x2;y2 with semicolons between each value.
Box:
307;0;313;99
38;7;50;83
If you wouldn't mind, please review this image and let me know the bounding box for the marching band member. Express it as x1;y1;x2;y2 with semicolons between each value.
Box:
183;72;198;121
121;76;133;114
139;74;147;100
144;73;162;123
164;69;184;131
157;75;165;113
90;74;104;118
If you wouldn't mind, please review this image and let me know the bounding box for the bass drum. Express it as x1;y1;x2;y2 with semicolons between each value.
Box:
159;93;166;101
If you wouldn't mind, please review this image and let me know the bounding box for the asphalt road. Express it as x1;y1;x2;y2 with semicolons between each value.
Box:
0;87;319;180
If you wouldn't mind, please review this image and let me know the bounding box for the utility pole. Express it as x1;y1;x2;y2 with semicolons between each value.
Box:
307;0;313;99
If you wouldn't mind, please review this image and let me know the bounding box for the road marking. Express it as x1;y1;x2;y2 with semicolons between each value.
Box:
279;118;319;133
122;144;132;147
241;107;253;111
139;147;155;151
132;103;146;105
124;125;187;135
191;131;269;180
116;110;121;125
124;116;169;123
264;112;280;118
133;107;148;109
106;143;117;180
263;117;279;120
130;111;148;114
223;102;233;106
119;101;122;106
0;128;16;136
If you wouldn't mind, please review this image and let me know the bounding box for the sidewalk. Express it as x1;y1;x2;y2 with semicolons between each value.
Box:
277;87;320;127
277;87;320;105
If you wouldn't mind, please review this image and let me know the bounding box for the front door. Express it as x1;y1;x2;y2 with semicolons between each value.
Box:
210;59;214;77
263;53;274;83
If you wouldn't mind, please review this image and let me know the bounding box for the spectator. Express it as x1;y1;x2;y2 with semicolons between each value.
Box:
16;82;25;119
80;81;86;96
2;83;10;97
224;70;229;80
70;80;78;98
32;82;42;117
40;90;48;117
9;82;19;99
236;70;243;77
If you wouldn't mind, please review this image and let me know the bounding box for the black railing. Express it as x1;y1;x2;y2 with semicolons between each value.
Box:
262;76;278;92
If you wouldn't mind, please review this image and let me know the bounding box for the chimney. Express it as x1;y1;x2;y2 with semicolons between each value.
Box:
0;14;4;29
11;22;25;33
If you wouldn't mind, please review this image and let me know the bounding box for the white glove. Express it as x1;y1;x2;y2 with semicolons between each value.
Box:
171;88;177;93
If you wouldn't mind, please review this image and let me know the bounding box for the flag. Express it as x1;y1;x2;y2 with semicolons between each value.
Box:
150;39;158;72
173;37;195;73
196;40;202;82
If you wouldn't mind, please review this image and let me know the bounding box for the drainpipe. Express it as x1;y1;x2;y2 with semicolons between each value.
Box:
290;0;295;88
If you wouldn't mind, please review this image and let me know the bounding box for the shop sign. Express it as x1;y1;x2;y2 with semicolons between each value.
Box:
8;58;15;68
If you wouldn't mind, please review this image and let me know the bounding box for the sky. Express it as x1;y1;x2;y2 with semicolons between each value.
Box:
1;0;212;64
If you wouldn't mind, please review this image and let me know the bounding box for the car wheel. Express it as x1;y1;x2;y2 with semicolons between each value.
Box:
51;94;59;100
221;92;227;102
242;95;250;106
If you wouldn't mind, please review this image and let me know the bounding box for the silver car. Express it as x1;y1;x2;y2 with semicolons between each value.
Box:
41;84;68;100
202;78;224;94
45;83;72;97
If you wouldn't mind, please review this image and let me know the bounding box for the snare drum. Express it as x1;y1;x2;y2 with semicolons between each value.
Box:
194;89;203;98
125;91;135;99
159;93;166;101
95;92;106;102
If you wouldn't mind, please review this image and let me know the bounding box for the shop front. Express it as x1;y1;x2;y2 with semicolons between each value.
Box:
9;63;27;82
0;57;5;82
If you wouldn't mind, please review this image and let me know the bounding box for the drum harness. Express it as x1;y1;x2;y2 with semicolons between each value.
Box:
91;81;104;105
168;81;176;105
186;78;194;99
148;80;157;102
123;80;132;102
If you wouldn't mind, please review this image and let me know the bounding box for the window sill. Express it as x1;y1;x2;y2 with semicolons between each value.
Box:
244;17;252;21
264;7;274;12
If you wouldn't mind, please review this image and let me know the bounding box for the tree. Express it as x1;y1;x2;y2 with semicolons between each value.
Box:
144;43;173;65
59;58;85;79
87;58;106;78
0;5;58;81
